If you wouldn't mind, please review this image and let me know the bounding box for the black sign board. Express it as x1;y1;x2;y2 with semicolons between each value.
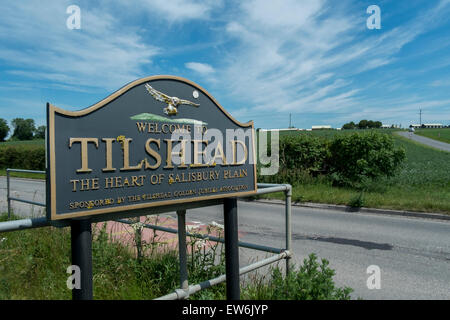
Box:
47;76;257;221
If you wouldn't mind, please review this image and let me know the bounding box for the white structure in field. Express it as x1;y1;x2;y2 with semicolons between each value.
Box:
258;128;300;132
381;124;401;129
311;125;332;130
410;123;443;129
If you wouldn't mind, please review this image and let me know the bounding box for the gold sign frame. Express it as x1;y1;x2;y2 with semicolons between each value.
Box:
47;75;257;221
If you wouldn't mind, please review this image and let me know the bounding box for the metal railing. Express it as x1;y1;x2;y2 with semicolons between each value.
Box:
6;168;46;219
2;168;292;300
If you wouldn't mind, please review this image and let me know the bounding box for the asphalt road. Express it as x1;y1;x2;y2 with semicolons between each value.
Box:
396;131;450;152
0;176;46;217
1;177;449;300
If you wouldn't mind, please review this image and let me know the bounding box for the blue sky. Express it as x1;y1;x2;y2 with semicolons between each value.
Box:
1;0;450;131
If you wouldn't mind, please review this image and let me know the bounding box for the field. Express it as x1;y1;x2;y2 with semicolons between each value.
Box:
414;128;450;144
1;132;449;213
0;139;45;148
257;129;450;213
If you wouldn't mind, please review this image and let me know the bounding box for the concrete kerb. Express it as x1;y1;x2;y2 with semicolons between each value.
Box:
243;198;450;222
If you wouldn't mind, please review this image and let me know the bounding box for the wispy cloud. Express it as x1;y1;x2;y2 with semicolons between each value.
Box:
115;0;224;23
0;1;449;129
0;1;159;91
185;62;215;75
197;0;450;128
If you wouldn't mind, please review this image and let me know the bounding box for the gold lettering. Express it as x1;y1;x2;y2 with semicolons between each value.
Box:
69;138;99;173
80;179;90;191
178;139;188;169
164;139;187;169
115;176;122;187
164;139;174;169
105;177;114;189
136;122;147;133
92;178;99;190
231;140;248;165
145;138;161;169
210;142;227;166
191;140;209;168
122;177;130;187
102;138;116;172
70;179;79;192
120;138;143;171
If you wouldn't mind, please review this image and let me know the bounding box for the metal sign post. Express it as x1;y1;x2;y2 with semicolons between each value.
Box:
45;75;258;300
224;197;240;300
71;218;93;300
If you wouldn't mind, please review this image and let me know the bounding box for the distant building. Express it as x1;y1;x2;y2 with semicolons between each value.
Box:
409;123;443;129
423;123;443;128
258;128;299;132
311;125;332;130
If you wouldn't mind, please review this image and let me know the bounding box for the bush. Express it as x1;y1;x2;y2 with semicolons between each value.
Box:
279;135;329;172
0;146;45;170
242;253;353;300
258;134;329;185
327;132;405;188
258;131;405;189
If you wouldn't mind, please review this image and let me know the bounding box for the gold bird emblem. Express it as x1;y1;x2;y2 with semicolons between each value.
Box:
145;83;200;116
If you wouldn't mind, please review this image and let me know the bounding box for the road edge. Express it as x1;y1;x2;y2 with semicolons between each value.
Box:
243;198;450;222
3;176;449;222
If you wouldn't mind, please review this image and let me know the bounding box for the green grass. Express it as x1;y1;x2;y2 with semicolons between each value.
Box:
0;139;45;148
0;169;46;180
0;214;193;299
258;129;450;213
0;213;352;300
414;128;450;144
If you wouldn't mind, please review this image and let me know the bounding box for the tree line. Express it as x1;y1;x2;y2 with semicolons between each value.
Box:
0;118;46;142
341;120;382;130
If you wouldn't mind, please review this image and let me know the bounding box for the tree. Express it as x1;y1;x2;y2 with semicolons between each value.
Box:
358;119;368;129
374;121;382;128
342;121;356;130
11;118;35;140
0;118;9;142
34;125;46;139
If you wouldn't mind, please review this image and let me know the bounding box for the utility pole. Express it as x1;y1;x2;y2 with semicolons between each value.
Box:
289;113;292;128
419;109;422;126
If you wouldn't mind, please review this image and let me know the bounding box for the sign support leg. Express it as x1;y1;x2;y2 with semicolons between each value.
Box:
177;210;189;295
224;197;240;300
71;218;93;300
6;169;11;219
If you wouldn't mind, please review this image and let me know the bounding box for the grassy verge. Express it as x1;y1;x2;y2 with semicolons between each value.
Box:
258;182;449;213
414;128;450;144
0;169;46;180
258;130;450;214
0;139;45;148
0;213;352;300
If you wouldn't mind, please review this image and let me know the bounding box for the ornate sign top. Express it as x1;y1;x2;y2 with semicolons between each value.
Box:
47;75;257;220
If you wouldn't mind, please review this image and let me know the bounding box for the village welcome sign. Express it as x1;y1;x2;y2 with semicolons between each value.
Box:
47;76;257;221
